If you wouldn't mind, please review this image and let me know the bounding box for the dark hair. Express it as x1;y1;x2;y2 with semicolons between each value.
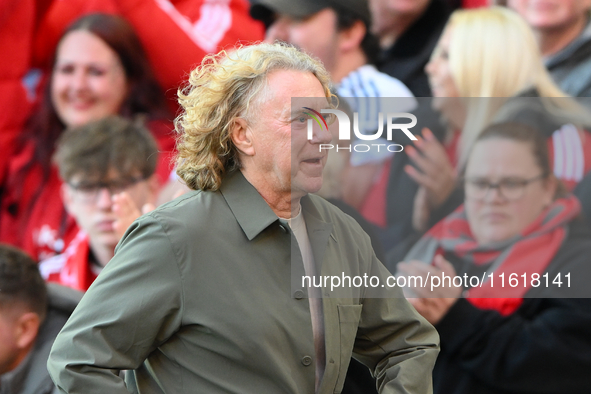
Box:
19;13;169;183
54;116;159;183
0;244;47;322
333;5;380;65
470;122;567;198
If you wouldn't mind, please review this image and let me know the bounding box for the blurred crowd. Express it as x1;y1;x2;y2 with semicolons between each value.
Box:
1;0;591;393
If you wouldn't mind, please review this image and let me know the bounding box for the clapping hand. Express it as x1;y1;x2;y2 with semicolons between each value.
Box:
397;255;462;325
404;128;457;230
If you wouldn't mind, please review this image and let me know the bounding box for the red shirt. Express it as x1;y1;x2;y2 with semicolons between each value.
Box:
0;0;48;186
33;0;264;112
39;230;98;291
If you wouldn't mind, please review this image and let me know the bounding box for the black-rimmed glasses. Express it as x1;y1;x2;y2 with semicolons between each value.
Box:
68;176;147;203
464;174;546;201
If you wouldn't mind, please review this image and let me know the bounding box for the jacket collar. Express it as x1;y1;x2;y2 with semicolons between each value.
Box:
219;170;280;241
301;195;334;268
219;171;335;253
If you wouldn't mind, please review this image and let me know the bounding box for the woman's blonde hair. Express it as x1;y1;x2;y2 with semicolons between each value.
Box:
444;7;590;166
175;42;332;191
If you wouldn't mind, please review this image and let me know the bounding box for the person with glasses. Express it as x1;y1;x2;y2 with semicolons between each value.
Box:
387;121;591;394
38;116;159;292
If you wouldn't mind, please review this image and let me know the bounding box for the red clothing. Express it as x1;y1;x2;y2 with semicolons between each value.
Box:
407;195;581;316
462;0;488;8
39;230;98;291
359;158;392;228
1;0;262;188
0;0;49;186
0;141;54;254
547;125;591;191
33;0;264;110
20;165;79;262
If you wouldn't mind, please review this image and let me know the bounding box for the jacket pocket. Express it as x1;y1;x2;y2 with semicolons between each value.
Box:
334;304;363;393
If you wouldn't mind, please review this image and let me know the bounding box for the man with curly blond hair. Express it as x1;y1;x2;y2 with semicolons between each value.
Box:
48;42;438;394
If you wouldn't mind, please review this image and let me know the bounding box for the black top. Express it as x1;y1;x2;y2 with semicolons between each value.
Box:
433;219;591;394
377;0;451;97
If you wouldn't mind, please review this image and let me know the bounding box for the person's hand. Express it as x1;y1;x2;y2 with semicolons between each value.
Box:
404;128;457;217
112;192;155;239
397;255;461;325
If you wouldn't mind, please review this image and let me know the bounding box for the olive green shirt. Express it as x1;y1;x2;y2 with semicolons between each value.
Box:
48;170;439;393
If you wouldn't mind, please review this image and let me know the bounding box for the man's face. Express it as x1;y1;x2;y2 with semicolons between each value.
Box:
265;9;340;75
62;169;157;250
244;69;332;200
508;0;591;31
0;302;42;375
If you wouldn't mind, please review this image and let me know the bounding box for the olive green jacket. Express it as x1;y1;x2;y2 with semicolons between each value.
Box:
48;170;438;393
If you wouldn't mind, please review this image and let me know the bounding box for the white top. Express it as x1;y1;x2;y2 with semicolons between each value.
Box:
337;64;417;166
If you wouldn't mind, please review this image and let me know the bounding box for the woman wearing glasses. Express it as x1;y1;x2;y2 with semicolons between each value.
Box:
392;122;591;394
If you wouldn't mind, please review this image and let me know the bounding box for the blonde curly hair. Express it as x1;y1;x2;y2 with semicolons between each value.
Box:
175;42;332;191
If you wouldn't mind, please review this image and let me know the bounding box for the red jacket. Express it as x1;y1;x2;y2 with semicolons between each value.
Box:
0;0;53;186
39;230;98;291
33;0;264;111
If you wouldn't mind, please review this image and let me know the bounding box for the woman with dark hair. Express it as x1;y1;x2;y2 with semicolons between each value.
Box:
0;13;175;262
391;122;591;394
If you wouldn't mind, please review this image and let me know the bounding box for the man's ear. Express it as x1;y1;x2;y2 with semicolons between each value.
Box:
15;312;40;350
230;118;255;156
338;20;366;53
